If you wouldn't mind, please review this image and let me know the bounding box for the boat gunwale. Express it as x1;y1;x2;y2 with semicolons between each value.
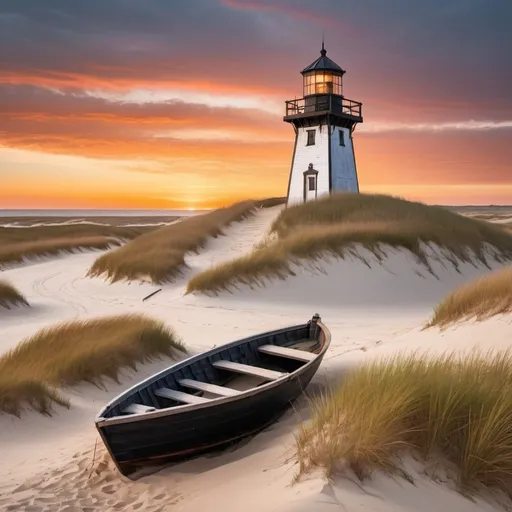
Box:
95;318;330;428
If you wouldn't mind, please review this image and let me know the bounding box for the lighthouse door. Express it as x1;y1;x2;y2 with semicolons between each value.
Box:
306;175;317;200
303;165;318;201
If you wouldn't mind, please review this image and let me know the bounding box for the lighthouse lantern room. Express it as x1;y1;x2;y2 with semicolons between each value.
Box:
284;43;363;205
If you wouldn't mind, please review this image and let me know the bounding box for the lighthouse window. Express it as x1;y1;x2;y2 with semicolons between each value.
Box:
333;75;343;95
339;129;345;146
306;129;316;146
308;176;316;191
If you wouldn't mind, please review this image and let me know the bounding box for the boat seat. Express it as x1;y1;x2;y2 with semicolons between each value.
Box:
178;379;241;397
155;387;210;405
258;344;316;362
212;360;286;381
123;403;156;414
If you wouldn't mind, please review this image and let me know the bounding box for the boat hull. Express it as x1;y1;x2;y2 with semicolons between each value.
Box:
97;351;324;477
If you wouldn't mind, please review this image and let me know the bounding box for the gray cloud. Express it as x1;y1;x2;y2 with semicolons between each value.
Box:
0;0;510;120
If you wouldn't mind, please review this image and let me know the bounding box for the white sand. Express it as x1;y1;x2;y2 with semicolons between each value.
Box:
1;205;511;512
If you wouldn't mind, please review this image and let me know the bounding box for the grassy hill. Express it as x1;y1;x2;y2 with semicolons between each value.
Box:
187;193;512;294
88;200;257;284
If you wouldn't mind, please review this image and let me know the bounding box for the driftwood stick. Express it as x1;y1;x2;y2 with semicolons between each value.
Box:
142;288;162;302
88;437;99;480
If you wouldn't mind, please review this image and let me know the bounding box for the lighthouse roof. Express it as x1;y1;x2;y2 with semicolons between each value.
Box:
301;43;345;75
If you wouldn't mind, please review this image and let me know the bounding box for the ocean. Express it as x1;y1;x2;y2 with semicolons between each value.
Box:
0;209;207;217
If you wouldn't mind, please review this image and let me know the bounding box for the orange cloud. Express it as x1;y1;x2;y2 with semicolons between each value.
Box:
2;126;510;210
356;133;511;186
0;70;288;98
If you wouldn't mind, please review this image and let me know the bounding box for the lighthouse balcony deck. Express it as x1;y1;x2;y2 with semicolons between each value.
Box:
284;95;362;123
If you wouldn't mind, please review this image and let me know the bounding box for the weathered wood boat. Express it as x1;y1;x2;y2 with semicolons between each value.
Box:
95;313;330;477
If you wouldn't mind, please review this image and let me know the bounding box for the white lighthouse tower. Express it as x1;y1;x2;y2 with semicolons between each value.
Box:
284;43;363;205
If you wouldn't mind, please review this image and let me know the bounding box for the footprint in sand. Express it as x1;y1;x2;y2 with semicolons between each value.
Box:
39;480;59;491
14;498;31;507
59;506;83;512
101;484;116;495
37;495;57;503
78;498;95;508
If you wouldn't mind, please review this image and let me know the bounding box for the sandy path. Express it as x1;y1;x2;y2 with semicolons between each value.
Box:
185;205;278;271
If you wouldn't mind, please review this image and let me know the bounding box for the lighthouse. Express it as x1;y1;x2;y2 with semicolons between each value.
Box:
284;43;363;205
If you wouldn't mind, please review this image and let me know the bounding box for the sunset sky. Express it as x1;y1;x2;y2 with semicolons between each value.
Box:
1;0;511;209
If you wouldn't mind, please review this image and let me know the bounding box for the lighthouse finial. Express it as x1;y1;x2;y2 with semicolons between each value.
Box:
321;34;326;56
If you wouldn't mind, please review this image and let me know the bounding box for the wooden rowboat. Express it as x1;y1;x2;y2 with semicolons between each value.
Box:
95;313;331;477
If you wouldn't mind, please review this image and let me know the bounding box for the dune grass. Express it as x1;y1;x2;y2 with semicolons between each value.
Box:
87;200;257;284
428;266;512;327
0;314;185;416
270;193;510;242
187;193;512;294
295;351;512;497
1;236;125;268
0;224;155;267
0;280;29;309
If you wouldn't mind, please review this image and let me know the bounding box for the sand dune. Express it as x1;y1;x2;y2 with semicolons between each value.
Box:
1;204;511;512
191;243;506;312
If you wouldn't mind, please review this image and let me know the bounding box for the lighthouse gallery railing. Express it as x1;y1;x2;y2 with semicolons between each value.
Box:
284;95;362;119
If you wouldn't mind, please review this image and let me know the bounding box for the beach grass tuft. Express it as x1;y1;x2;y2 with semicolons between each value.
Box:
0;224;156;268
295;351;512;497
0;280;29;309
187;193;512;294
87;200;257;284
0;313;185;416
428;266;512;327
